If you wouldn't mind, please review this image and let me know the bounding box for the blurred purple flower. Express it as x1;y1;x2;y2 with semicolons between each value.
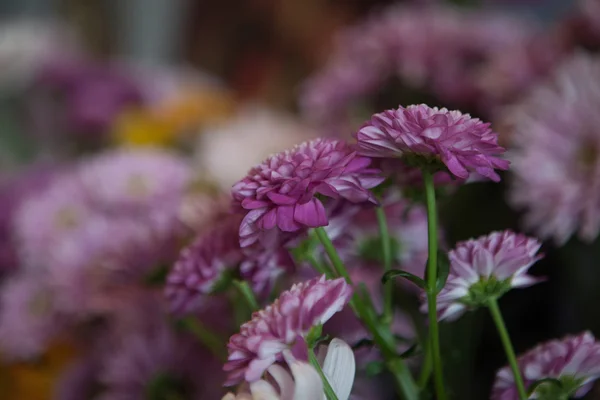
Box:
422;231;543;321
492;332;600;400
0;271;61;360
240;246;296;297
224;275;352;385
165;214;244;314
356;104;508;181
231;138;383;249
36;58;143;134
509;53;600;244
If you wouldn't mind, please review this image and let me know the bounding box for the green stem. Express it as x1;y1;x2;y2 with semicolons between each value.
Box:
423;170;446;400
180;317;225;361
307;253;335;279
487;298;528;400
314;227;351;282
308;347;340;400
232;280;259;312
314;227;419;400
418;343;433;389
376;206;393;324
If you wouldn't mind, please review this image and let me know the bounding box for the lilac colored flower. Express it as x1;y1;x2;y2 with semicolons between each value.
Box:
492;332;600;400
240;247;296;297
165;215;244;314
224;275;353;385
55;357;101;400
422;231;543;321
356;104;509;181
0;272;61;360
509;54;600;244
231;138;384;248
99;301;223;400
299;5;537;133
78;148;192;213
37;58;143;133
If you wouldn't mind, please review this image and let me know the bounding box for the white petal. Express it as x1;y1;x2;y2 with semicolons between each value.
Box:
250;379;280;400
289;361;325;400
268;364;295;399
321;338;356;400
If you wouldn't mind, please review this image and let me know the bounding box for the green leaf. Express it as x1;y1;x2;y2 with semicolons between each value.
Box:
436;251;450;293
306;324;323;348
382;270;427;290
399;343;421;359
365;361;386;377
527;378;563;396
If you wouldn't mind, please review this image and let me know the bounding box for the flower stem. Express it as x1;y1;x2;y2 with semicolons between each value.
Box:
314;227;351;282
314;226;419;400
232;280;259;312
376;206;393;324
180;317;225;361
308;347;340;400
487;298;528;400
417;343;433;389
423;170;446;400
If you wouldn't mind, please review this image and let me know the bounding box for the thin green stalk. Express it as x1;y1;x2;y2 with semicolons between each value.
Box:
418;344;433;389
232;280;259;312
376;206;393;324
314;227;351;282
423;170;446;400
488;298;528;400
307;253;335;279
181;317;225;361
314;226;419;400
308;347;340;400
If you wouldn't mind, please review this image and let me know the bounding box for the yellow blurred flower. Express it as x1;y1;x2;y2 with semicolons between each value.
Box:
113;89;235;148
1;337;78;400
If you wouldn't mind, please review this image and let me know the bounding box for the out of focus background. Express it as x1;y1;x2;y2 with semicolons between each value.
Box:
3;0;600;399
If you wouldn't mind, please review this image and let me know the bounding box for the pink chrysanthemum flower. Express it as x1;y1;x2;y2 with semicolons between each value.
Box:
231;138;384;248
165;215;244;314
492;332;600;400
356;104;509;181
509;53;600;244
223;275;352;385
78;148;191;212
421;231;543;321
240;247;296;297
0;272;61;360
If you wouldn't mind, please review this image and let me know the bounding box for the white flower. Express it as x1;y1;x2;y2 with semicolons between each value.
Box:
223;338;356;400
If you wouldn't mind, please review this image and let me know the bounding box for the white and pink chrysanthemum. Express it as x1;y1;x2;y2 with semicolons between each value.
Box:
223;339;356;400
422;231;543;321
356;104;509;181
231;138;384;248
509;53;600;244
492;332;600;400
224;275;353;385
0;272;61;360
165;214;244;314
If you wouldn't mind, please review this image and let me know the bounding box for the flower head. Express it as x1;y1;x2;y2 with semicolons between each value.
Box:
223;338;355;400
232;138;384;248
356;104;509;181
492;332;600;400
0;272;61;360
224;275;352;385
509;53;600;244
165;214;244;314
422;231;543;321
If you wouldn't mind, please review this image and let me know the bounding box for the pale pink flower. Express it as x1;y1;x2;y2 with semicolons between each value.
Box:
422;231;543;321
356;104;508;181
509;53;600;244
232;138;383;248
492;332;600;400
224;276;352;385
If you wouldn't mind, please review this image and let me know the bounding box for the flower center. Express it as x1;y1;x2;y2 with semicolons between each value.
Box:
126;173;151;197
577;139;600;171
28;290;52;316
54;207;80;229
460;276;512;308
